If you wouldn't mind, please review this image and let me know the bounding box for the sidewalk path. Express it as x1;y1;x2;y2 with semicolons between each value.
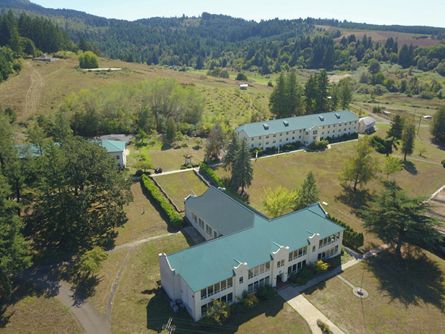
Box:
286;295;345;334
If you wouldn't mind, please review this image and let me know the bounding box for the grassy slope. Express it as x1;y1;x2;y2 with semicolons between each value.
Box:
1;296;82;334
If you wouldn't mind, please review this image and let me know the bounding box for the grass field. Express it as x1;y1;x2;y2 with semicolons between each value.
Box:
0;296;82;334
304;249;445;334
114;182;170;246
216;131;445;247
153;171;208;211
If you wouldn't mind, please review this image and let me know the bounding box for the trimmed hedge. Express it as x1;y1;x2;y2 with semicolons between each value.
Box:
329;216;364;250
199;163;224;187
140;174;182;227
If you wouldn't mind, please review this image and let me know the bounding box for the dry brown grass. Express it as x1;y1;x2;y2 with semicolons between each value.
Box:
1;296;82;334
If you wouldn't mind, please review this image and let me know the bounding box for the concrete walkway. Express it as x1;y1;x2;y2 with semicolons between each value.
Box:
109;232;176;252
150;167;198;177
286;295;345;334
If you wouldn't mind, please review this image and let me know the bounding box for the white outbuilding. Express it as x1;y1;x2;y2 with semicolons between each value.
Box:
358;116;376;134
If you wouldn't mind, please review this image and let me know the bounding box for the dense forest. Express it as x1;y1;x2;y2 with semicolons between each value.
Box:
1;1;445;76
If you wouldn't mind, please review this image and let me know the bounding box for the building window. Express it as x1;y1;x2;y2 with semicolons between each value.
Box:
239;277;243;284
227;293;233;303
192;214;197;223
248;262;270;280
206;224;212;235
227;278;233;288
277;259;285;268
312;246;316;252
198;218;204;229
201;289;207;300
116;155;120;160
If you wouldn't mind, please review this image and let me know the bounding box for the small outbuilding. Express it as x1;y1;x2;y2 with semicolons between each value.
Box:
358;116;376;134
239;83;249;90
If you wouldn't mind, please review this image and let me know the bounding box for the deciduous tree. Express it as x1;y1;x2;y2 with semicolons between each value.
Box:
205;123;225;162
263;186;296;218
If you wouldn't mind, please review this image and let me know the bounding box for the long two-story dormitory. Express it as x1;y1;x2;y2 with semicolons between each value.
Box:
159;187;344;321
236;110;358;149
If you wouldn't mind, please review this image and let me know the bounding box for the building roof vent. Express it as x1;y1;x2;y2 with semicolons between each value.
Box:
283;120;289;127
335;113;340;119
263;123;270;130
319;115;324;121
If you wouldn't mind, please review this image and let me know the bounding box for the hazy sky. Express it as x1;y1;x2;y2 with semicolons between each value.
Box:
32;0;445;27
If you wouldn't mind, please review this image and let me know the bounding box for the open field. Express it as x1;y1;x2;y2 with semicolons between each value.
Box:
0;295;82;334
0;57;271;129
217;131;445;247
114;182;170;246
305;249;445;334
90;233;311;334
319;25;444;47
153;171;208;212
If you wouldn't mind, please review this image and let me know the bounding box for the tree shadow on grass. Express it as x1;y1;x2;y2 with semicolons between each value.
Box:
146;288;285;333
403;160;418;175
336;187;372;214
71;276;101;306
366;250;445;311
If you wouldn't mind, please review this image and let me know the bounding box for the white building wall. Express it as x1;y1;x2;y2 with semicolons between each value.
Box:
163;230;344;322
108;151;126;168
242;120;358;150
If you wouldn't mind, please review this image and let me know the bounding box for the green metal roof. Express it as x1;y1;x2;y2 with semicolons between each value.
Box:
96;139;126;153
167;189;344;292
185;187;256;236
236;110;358;138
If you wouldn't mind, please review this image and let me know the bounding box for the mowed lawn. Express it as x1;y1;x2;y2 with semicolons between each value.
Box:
0;295;82;334
114;182;171;246
106;233;310;334
153;171;208;211
304;250;445;334
217;136;445;248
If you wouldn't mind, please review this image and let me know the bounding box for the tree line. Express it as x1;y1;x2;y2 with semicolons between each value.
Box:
269;70;353;118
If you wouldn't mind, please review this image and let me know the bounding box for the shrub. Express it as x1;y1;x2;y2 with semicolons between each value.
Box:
289;266;316;285
79;51;99;69
267;80;273;87
236;72;248;81
199;163;224;187
329;216;364;250
255;285;276;301
308;140;329;151
140;175;182;227
317;319;333;334
242;293;259;309
203;300;230;325
314;260;329;273
442;160;445;168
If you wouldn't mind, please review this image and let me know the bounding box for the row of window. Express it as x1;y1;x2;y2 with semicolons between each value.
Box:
288;246;308;262
192;213;218;239
276;259;285;268
200;277;233;300
247;276;270;294
201;292;234;315
288;260;307;275
248;261;270;280
319;233;341;249
318;245;339;260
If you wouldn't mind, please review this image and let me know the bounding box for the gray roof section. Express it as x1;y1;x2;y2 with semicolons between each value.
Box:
236;110;358;138
185;187;256;236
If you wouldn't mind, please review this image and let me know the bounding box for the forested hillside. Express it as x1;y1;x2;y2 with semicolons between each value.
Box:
1;0;445;76
0;10;74;82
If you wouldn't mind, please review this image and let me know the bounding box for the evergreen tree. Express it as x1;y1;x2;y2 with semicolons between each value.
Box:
337;78;353;109
223;133;240;171
295;172;319;209
287;70;303;116
363;181;441;258
269;73;287;118
431;107;445;144
0;174;30;301
387;115;404;140
401;121;416;161
304;75;317;114
315;70;329;113
230;139;253;194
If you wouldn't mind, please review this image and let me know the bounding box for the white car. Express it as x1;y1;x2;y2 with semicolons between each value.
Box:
423;115;433;120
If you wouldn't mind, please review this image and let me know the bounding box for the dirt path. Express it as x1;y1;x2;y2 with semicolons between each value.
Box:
25;65;44;116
